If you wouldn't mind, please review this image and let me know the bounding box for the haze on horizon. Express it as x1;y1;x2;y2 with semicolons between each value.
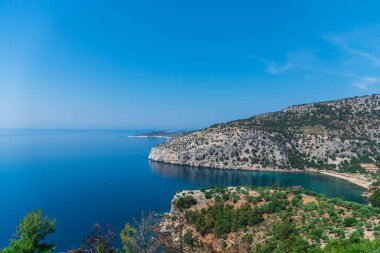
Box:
1;1;380;130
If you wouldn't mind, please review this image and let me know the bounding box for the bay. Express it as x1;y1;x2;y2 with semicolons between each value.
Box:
0;129;366;251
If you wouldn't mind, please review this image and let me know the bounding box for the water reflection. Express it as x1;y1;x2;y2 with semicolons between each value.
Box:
149;161;367;204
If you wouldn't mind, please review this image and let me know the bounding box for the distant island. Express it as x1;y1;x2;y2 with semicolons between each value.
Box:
149;95;380;190
129;131;189;139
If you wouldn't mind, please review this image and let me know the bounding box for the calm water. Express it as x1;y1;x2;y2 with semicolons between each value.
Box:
0;129;366;251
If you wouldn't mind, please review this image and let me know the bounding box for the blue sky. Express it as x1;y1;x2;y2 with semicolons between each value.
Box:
1;1;380;129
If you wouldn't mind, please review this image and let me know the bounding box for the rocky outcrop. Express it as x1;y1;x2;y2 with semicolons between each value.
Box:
156;190;206;250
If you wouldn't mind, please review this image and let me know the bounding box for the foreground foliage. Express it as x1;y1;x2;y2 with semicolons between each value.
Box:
1;211;159;253
3;186;380;252
2;209;56;253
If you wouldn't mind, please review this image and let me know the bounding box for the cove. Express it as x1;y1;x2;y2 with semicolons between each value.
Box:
0;129;366;251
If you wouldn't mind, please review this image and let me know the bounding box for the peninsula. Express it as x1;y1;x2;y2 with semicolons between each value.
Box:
149;95;380;189
129;131;189;139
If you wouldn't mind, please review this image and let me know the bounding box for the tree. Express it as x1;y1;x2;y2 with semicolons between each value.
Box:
120;211;159;253
82;224;116;253
120;223;136;253
183;232;193;246
2;209;56;253
272;221;295;240
175;196;197;210
68;223;117;253
369;189;380;208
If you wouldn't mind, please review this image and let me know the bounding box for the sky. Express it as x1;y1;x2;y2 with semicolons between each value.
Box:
1;1;380;130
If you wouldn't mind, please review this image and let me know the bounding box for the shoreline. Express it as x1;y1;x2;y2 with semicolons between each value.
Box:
316;170;371;189
148;159;371;190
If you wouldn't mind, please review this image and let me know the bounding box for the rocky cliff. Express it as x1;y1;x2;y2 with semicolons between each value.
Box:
149;95;380;171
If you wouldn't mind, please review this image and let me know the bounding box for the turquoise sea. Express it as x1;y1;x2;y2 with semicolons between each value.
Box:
0;129;366;251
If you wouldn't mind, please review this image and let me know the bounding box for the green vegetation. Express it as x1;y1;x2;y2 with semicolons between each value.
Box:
151;94;380;183
120;223;136;253
1;209;56;253
369;189;380;208
119;211;159;253
183;231;193;246
162;186;380;252
1;211;160;253
321;239;380;253
254;223;380;253
186;202;263;237
4;185;380;253
175;195;197;210
338;156;373;174
343;217;358;227
254;221;312;253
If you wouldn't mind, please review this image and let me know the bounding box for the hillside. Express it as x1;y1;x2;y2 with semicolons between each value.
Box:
149;95;380;174
156;186;380;252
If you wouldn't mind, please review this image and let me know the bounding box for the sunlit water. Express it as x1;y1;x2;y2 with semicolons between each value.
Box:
0;129;366;251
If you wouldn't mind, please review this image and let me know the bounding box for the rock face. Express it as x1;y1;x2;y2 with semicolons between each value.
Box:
149;94;380;171
156;190;207;250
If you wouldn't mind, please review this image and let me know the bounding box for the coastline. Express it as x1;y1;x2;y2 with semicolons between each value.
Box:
316;170;371;189
148;158;371;190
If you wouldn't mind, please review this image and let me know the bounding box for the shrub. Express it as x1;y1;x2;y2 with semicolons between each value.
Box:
369;189;380;208
175;195;197;210
214;218;231;237
309;228;323;240
183;231;193;245
242;234;253;244
343;217;358;227
205;192;213;199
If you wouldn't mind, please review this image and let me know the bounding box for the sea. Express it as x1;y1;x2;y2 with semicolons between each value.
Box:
0;129;366;251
